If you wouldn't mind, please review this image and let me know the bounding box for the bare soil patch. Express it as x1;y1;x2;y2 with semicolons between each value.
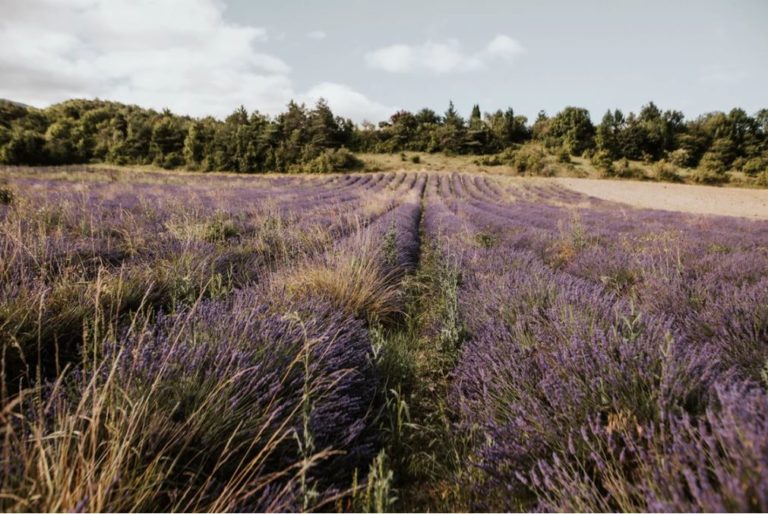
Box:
554;178;768;220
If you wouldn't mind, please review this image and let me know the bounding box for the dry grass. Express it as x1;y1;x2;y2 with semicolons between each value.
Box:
359;150;594;178
359;152;505;174
276;233;403;322
0;306;326;512
280;256;402;322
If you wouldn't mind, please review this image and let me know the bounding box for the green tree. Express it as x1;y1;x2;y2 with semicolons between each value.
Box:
151;116;185;168
1;129;47;164
595;109;625;160
44;119;79;163
183;120;213;169
532;110;550;142
547;107;595;155
439;101;466;154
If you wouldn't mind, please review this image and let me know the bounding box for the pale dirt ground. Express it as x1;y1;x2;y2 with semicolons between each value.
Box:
553;178;768;220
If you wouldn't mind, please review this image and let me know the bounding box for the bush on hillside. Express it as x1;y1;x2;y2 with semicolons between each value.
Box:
651;160;683;182
294;147;364;173
742;157;768;176
667;148;694;168
692;167;729;185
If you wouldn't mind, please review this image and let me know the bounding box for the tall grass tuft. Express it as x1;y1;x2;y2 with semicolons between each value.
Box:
278;232;403;322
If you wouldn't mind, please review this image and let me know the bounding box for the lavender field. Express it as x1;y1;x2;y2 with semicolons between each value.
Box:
1;166;767;512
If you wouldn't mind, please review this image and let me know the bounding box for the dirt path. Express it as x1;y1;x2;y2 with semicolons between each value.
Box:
554;178;768;220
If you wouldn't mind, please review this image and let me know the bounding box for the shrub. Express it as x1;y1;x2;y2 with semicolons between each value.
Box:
743;156;767;176
612;158;646;179
652;160;683;182
557;148;571;163
453;265;713;510
298;147;364;173
410;155;421;164
668;148;693;167
474;148;517;167
692;167;728;185
590;149;614;176
204;214;240;242
513;146;546;175
474;154;502;166
159;152;184;169
699;151;728;174
732;157;747;172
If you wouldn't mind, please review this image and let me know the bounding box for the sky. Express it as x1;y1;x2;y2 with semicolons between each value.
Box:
0;0;766;123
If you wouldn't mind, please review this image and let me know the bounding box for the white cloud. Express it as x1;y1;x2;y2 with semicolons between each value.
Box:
300;82;397;124
0;0;291;117
365;44;415;73
485;35;526;59
0;0;391;122
0;0;394;121
307;30;327;40
365;35;526;74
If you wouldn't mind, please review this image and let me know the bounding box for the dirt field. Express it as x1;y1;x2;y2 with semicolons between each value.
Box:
554;178;768;220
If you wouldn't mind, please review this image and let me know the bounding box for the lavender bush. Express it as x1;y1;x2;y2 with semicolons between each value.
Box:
421;172;768;511
2;166;767;512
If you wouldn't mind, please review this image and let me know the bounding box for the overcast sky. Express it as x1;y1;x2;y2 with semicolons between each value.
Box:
1;0;766;123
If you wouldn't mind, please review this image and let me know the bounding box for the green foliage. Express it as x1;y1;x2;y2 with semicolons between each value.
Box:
595;109;624;160
544;106;595;155
486;108;530;147
474;147;518;166
203;214;240;243
1;129;47;164
512;145;548;175
692;166;729;185
0;98;357;173
1;97;767;181
668;148;693;167
364;240;471;511
352;451;397;512
742;156;767;176
294;147;363;173
591;149;614;175
652;160;683;182
612;158;647;179
699;151;728;174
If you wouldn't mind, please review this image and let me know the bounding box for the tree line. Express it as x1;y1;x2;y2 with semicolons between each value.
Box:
1;98;766;177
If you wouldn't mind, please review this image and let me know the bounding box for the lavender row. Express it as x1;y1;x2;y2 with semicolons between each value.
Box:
421;172;768;511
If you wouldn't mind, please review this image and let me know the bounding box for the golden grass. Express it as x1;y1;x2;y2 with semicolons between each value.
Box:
276;231;403;322
359;151;507;174
281;254;402;322
358;148;595;178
